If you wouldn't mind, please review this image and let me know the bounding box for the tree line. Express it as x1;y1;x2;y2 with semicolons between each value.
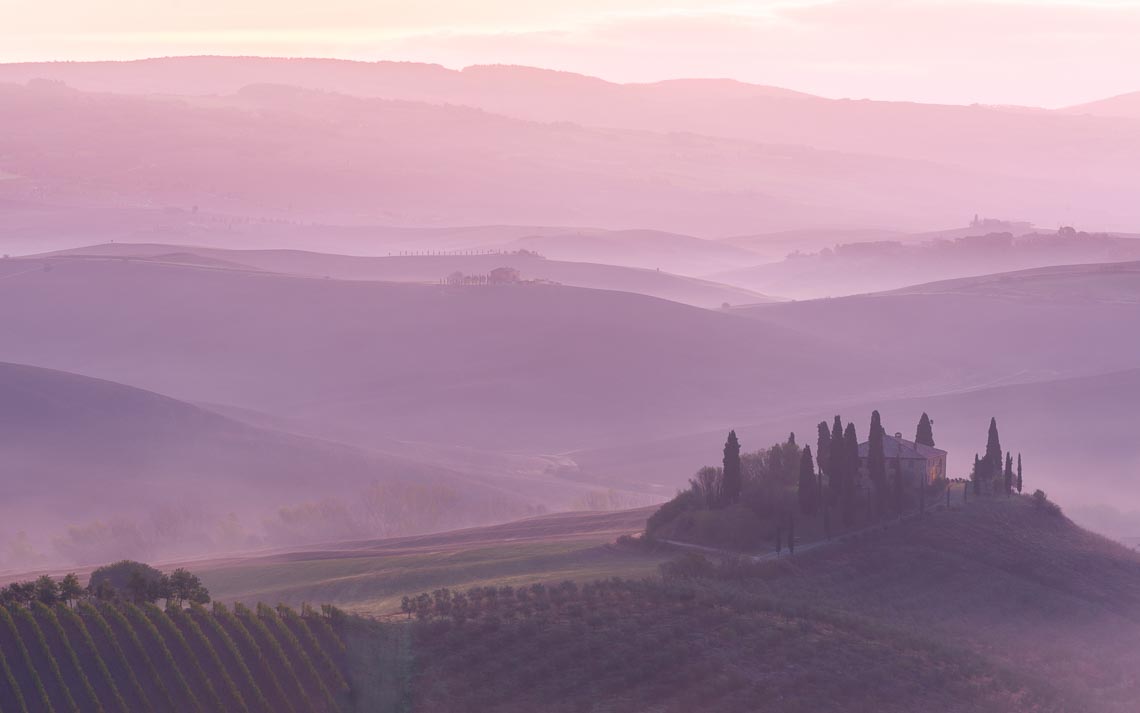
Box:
969;417;1023;498
0;560;210;610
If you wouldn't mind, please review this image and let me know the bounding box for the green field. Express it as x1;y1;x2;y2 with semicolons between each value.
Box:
196;509;668;617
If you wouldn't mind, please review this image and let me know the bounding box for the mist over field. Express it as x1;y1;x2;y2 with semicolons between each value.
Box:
3;4;1140;710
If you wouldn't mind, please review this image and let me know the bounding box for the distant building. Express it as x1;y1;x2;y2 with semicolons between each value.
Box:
858;433;947;487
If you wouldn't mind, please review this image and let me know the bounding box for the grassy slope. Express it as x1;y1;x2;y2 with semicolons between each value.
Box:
402;579;1064;713
197;509;667;617
343;495;1138;712
743;495;1140;712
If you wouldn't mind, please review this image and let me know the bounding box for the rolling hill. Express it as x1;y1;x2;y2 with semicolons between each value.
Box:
0;254;918;455
0;600;352;713
741;260;1140;387
1064;90;1140;118
0;361;584;570
563;262;1140;526
190;493;1140;711
5;57;1140;230
0;79;1128;237
39;242;776;308
710;230;1140;299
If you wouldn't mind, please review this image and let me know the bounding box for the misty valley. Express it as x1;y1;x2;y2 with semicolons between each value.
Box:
3;48;1140;713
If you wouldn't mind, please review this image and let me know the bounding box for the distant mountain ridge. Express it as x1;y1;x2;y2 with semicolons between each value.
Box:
3;58;1140;232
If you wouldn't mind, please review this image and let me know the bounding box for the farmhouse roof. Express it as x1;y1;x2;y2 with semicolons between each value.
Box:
858;433;947;460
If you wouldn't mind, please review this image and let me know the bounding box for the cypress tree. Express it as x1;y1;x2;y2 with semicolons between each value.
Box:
868;411;887;518
843;422;859;526
972;454;982;495
721;430;742;506
1004;452;1014;497
798;446;817;515
1017;453;1023;494
816;421;831;506
915;412;935;448
984;417;1002;486
828;417;845;508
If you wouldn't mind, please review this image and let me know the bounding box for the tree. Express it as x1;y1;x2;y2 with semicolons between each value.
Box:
816;421;831;506
971;454;982;495
828;417;845;509
842;422;860;526
126;570;152;604
167;569;210;607
798;446;817;515
1017;453;1023;494
691;466;722;509
59;574;83;607
2;581;36;607
88;560;165;603
1004;452;1014;497
788;517;795;555
721;431;742;506
34;575;59;606
868;411;887;518
984;417;1003;486
915;412;935;448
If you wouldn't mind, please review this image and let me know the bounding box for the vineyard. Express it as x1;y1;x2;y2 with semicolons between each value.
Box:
0;601;352;713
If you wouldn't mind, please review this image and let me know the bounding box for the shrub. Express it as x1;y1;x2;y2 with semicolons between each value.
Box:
646;489;702;537
660;553;717;581
1032;489;1062;516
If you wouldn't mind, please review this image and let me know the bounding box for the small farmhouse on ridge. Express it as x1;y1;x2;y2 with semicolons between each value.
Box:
858;433;947;486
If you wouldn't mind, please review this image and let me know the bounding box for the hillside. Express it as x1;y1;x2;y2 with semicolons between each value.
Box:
40;243;776;308
0;361;573;570
562;262;1140;521
0;255;919;453
5;57;1140;230
710;231;1140;299
745;496;1140;713
222;495;1137;712
741;260;1140;388
0;600;351;712
5;496;1138;711
1064;91;1140;118
193;508;663;616
0;79;1124;235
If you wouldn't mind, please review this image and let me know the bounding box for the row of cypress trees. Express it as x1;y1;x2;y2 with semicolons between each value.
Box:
971;417;1023;496
797;411;940;526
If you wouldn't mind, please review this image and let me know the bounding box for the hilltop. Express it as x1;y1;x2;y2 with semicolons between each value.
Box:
40;242;775;308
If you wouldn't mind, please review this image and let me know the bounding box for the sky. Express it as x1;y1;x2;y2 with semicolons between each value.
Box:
4;0;1140;107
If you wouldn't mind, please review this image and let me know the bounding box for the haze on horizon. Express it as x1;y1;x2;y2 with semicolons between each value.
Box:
7;0;1140;107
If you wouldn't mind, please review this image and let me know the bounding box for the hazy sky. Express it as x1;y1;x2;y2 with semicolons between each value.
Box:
6;0;1140;106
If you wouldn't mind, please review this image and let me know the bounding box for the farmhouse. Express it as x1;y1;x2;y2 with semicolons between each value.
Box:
858;433;947;486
